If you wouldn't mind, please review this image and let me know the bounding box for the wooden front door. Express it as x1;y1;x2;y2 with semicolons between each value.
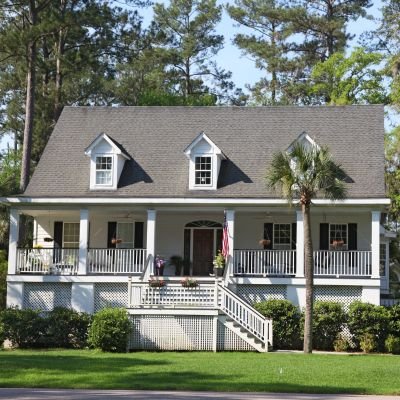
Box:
193;229;214;276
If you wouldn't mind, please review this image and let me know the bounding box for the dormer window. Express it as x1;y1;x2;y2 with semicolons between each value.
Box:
184;132;226;191
85;133;131;191
95;156;113;185
195;156;212;186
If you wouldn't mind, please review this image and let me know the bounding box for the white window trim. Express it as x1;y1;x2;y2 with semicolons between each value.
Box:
95;154;113;187
273;223;292;250
194;155;213;187
63;222;80;248
329;223;348;250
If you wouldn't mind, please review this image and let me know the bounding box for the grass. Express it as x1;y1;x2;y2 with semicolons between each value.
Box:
0;350;399;394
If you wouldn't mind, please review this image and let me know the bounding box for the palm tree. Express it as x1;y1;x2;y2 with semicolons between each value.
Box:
267;142;347;353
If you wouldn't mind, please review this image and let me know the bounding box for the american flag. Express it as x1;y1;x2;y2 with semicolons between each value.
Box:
222;212;229;260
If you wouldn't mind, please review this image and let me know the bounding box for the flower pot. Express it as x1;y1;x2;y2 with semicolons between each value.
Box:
259;239;271;247
213;267;224;277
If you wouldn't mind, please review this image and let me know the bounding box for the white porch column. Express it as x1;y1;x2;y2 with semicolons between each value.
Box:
146;209;157;278
371;211;381;279
295;210;305;278
78;209;89;275
8;208;20;275
225;209;235;278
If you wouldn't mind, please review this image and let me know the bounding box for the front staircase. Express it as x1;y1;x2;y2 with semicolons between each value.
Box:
128;278;273;352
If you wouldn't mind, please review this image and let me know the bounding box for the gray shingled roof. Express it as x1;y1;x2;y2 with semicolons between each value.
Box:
24;105;386;198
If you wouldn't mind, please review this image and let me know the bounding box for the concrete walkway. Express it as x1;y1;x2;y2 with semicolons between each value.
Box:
0;389;398;400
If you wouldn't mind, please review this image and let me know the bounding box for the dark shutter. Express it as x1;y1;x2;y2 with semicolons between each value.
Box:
291;223;297;250
134;222;144;248
183;229;191;275
54;221;63;248
216;229;223;254
348;223;357;250
107;222;117;248
263;223;273;250
320;223;329;250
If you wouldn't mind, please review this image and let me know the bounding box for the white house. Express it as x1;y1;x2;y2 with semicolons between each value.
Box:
1;105;392;352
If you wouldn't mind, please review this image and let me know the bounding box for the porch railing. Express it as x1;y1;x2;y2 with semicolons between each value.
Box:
313;250;372;276
129;282;216;308
16;248;79;275
233;249;296;276
88;248;146;274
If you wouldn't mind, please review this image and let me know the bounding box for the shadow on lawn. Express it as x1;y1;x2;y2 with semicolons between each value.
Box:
0;352;371;395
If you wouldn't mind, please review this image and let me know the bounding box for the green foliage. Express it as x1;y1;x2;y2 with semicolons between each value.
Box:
333;333;351;352
348;301;390;351
88;308;131;352
387;303;400;334
153;0;232;101
267;143;348;204
0;307;44;348
359;332;377;353
0;250;7;310
310;48;386;105
44;307;91;349
253;299;301;349
385;334;400;354
313;301;347;350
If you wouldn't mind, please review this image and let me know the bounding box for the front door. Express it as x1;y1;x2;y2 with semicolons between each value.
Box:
192;229;214;276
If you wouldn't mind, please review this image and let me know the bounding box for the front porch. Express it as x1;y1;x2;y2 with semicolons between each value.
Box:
7;206;387;283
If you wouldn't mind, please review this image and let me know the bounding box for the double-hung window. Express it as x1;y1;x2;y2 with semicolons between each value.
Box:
95;156;112;185
273;224;291;250
195;156;212;186
329;224;347;249
63;223;80;248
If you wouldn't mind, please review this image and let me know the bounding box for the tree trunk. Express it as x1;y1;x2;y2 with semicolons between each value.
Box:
303;201;314;353
20;0;38;193
20;39;37;193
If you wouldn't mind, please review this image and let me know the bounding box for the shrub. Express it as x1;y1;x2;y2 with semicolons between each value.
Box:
387;304;400;335
385;334;400;354
313;301;347;350
333;333;351;352
359;332;377;353
88;308;131;352
44;307;91;348
347;301;390;351
253;299;301;349
0;307;44;348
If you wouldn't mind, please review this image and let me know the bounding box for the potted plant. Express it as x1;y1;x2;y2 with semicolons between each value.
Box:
111;238;122;245
148;277;165;288
259;239;271;247
170;255;184;276
181;277;198;288
213;250;225;277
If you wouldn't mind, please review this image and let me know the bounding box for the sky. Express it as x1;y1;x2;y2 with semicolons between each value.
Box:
0;0;387;151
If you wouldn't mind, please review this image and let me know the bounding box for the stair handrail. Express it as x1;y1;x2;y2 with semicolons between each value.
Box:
218;283;273;348
140;252;152;281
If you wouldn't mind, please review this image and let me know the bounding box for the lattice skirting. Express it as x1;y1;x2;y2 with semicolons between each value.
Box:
94;283;128;312
129;315;256;351
235;285;287;305
23;283;72;311
314;286;362;311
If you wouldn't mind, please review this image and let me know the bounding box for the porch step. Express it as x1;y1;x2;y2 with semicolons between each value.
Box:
218;315;267;353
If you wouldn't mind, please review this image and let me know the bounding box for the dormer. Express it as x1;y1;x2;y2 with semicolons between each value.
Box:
287;132;320;171
184;132;226;191
85;133;130;190
287;132;319;153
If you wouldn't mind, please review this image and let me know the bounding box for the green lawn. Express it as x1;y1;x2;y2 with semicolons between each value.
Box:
0;350;399;394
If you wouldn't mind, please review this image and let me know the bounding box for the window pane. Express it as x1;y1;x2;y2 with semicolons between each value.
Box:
63;223;79;248
96;171;112;185
195;156;212;185
116;223;134;248
96;156;112;170
273;224;291;249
